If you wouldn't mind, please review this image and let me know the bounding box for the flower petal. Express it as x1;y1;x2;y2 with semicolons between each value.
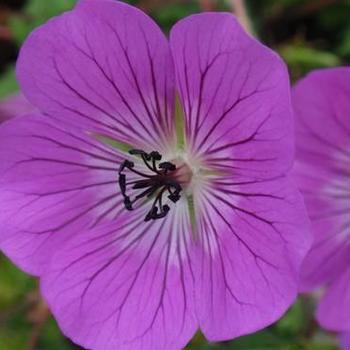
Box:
0;114;124;275
193;177;310;340
170;13;293;178
292;68;350;291
317;267;350;331
16;0;175;151
41;207;197;350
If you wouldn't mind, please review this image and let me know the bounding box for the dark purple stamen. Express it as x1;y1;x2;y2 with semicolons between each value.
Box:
118;149;182;221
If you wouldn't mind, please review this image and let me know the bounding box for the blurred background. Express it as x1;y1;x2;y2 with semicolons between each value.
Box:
0;0;348;349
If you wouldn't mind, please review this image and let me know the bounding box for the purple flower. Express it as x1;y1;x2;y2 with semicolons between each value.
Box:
0;1;310;349
293;68;350;334
0;93;35;122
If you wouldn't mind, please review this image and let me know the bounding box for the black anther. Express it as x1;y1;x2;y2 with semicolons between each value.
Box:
118;149;182;221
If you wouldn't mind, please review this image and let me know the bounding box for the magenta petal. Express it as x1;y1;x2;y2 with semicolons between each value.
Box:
170;13;293;178
16;0;175;151
292;68;350;291
317;267;350;331
339;332;350;350
169;12;310;340
41;216;197;350
193;177;310;340
0;114;124;275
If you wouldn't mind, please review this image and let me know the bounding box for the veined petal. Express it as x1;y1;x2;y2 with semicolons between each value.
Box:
41;204;197;350
317;267;350;331
0;114;124;275
292;68;350;291
16;0;175;152
193;176;310;340
170;13;293;178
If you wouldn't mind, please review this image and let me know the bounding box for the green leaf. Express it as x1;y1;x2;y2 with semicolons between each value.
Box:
275;300;307;336
39;318;78;350
0;254;35;309
278;44;341;81
9;0;76;45
0;67;19;98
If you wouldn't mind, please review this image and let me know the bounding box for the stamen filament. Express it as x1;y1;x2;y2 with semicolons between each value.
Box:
118;149;182;221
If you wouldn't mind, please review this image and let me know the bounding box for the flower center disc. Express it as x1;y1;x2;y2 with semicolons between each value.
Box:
118;149;192;221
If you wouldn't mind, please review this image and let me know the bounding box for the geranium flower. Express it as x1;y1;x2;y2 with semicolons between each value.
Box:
0;0;310;349
293;68;350;339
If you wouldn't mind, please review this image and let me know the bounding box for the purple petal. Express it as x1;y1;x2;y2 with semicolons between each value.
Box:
41;210;197;350
339;332;350;350
16;0;175;151
292;68;350;291
170;13;293;178
0;93;35;122
193;177;310;340
0;114;124;275
317;267;350;331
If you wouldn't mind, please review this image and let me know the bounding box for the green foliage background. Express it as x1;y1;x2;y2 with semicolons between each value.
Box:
0;0;348;349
